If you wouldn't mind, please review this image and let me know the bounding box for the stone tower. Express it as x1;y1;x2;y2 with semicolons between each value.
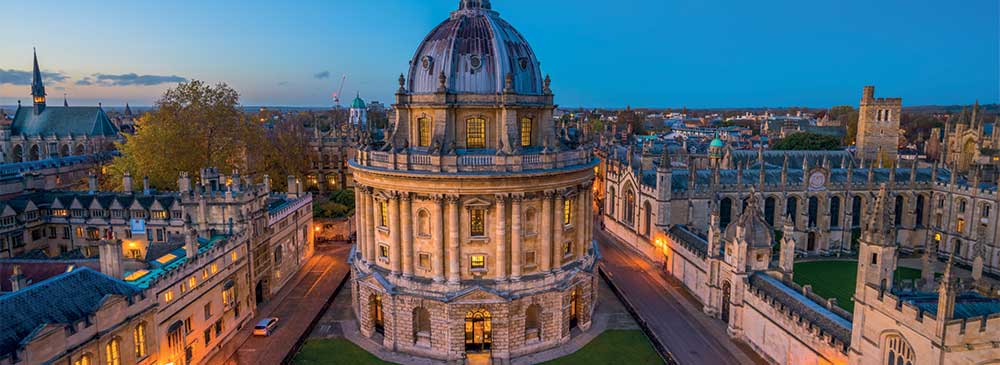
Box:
855;86;902;164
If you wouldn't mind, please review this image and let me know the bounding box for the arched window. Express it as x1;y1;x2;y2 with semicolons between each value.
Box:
133;322;147;358
764;197;776;227
12;145;22;162
563;199;573;226
29;144;40;161
413;307;431;346
983;204;992;218
60;144;70;157
883;334;914;365
786;196;798;224
624;189;636;226
607;188;616;216
466;118;486;148
525;304;542;342
852;196;863;227
417;210;430;237
524;208;537;235
75;144;85;156
379;200;389;227
274;246;283;265
417;117;432;147
105;338;121;365
830;196;841;228
958;199;967;213
74;353;93;365
894;196;905;226
642;201;652;236
370;294;384;334
808;197;819;228
915;195;925;227
720;198;733;229
520;117;532;147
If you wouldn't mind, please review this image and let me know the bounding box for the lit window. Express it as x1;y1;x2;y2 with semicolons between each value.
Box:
164;291;174;302
470;208;486;237
133;323;147;358
379;245;389;260
188;276;197;289
564;199;573;226
957;218;966;234
211;263;218;274
231;251;238;262
105;338;120;365
562;241;572;256
74;354;92;365
379;200;389;227
418;253;431;270
418;117;432;147
471;255;486;270
466;118;486;148
520;118;532;147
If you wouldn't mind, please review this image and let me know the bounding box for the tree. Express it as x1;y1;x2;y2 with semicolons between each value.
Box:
313;189;356;219
829;106;860;145
772;132;842;151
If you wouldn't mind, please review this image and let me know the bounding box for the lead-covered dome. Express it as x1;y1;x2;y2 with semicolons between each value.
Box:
407;0;543;95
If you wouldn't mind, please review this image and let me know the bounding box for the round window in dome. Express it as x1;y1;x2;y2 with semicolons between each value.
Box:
469;55;483;71
421;56;434;72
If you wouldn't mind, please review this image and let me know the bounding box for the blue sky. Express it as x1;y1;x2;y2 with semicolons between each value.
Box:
0;0;997;108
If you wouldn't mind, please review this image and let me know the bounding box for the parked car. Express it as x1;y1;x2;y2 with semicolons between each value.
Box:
253;317;279;336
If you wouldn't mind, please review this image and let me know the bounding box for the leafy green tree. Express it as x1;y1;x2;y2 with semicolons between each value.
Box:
313;189;356;219
772;132;842;151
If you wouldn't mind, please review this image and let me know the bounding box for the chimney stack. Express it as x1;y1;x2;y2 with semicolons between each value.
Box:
122;172;133;193
185;229;199;259
98;240;124;279
88;173;98;194
288;176;298;198
9;265;27;292
263;175;271;194
178;172;191;193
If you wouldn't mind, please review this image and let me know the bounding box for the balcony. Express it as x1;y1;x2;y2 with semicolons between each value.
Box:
353;147;597;174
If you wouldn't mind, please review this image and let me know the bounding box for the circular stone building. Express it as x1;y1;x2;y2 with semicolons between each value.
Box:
349;1;599;363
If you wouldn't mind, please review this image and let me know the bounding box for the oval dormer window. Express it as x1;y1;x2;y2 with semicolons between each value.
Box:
421;56;434;73
469;55;483;71
519;57;530;70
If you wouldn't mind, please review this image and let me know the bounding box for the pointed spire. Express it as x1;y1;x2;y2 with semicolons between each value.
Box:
863;184;896;245
31;48;45;99
657;143;671;171
458;0;491;10
125;103;132;117
63;93;68;107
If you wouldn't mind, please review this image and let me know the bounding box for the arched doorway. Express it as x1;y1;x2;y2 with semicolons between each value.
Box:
370;294;385;335
720;198;733;229
29;144;40;161
255;280;267;305
807;232;817;251
570;288;582;329
464;309;492;353
721;281;731;323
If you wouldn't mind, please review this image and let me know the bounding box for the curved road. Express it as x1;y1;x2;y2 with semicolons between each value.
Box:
597;228;767;365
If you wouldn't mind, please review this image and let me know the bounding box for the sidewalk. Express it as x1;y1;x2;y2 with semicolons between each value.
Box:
205;245;351;365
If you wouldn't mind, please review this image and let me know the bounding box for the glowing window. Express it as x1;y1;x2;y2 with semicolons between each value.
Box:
418;117;432;147
188;276;197;288
466;118;486;148
957;218;966;234
133;323;147;358
470;208;486;237
105;338;120;365
470;255;486;270
379;200;389;227
164;290;174;302
520;118;532;147
564;199;573;225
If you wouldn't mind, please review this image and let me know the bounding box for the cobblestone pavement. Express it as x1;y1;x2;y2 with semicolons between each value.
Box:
205;244;351;365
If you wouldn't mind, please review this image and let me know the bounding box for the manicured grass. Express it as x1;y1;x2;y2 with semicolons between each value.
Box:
793;261;923;313
293;339;397;365
539;330;663;365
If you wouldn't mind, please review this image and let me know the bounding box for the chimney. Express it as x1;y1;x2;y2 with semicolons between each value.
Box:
122;172;133;193
288;176;298;198
263;175;271;194
142;176;151;195
9;265;28;291
88;173;98;194
185;229;199;259
177;172;191;193
99;240;124;279
231;170;242;191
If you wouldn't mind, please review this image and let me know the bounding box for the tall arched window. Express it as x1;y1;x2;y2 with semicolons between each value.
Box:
133;322;147;358
883;334;914;365
624;189;636;226
808;197;819;228
520;117;532;147
466;118;486;148
60;144;70;157
417;117;432;147
607;188;616;216
895;196;905;226
642;201;652;236
830;196;841;228
379;200;389;227
105;338;121;365
852;196;863;227
74;354;93;365
958;199;967;213
75;144;85;156
915;195;925;227
764;197;776;227
525;304;542;342
12;145;22;162
786;197;798;223
720;198;733;229
29;144;40;161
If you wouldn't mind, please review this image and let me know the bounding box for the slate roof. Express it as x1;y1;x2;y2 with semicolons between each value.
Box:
0;267;140;357
668;167;945;193
666;225;708;256
731;150;854;169
0;260;100;292
11;106;118;137
748;272;852;347
898;291;1000;319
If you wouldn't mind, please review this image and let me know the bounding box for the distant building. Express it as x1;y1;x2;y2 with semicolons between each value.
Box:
349;93;367;128
855;86;902;163
934;101;1000;182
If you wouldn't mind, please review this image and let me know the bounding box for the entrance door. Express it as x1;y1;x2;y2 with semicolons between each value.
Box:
721;281;731;323
465;309;492;353
807;232;816;251
371;294;384;334
255;281;265;305
570;288;581;329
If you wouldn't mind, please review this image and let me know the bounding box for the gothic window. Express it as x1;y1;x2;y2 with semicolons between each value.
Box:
643;201;652;236
852;196;863;227
134;322;148;358
607;188;616;216
520;117;532;147
418;117;432;147
883;334;914;365
105;338;121;365
830;196;841;228
915;195;925;227
466;118;486;148
894;196;904;226
786;197;798;224
720;198;733;229
75;144;85;156
470;208;486;237
956;219;966;234
274;246;283;265
808;197;819;228
958;199;967;213
60;144;70;157
12;145;22;162
417;209;430;237
764;197;776;227
74;354;93;365
563;199;573;226
983;204;992;218
624;189;636;226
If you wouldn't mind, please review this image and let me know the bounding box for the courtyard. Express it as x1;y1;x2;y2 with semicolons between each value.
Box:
792;260;924;313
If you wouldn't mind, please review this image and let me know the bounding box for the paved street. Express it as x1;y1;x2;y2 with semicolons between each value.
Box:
205;244;351;365
596;228;767;365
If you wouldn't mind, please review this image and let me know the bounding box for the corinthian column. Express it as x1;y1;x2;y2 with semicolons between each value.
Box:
365;188;376;262
401;193;414;277
577;185;589;258
355;185;367;262
510;194;523;280
540;191;554;273
432;195;445;282
495;194;508;281
389;193;402;276
447;195;461;284
553;192;565;270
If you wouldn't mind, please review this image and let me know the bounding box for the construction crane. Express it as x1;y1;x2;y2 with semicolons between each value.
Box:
332;74;347;107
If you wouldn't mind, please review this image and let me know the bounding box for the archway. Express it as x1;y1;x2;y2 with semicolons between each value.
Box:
12;145;22;162
370;294;385;335
721;281;732;323
464;309;492;353
28;144;40;161
720;198;733;229
807;232;817;251
570;287;582;329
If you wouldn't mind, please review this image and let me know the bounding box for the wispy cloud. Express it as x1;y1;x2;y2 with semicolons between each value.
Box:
0;69;68;85
278;81;289;86
93;73;187;86
75;77;94;86
313;71;330;79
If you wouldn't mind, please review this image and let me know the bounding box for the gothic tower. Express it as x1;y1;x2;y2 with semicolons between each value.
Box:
855;86;901;164
31;49;46;115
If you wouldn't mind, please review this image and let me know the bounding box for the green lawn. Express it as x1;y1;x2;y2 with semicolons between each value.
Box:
539;330;663;365
792;260;924;313
293;330;663;365
293;339;397;365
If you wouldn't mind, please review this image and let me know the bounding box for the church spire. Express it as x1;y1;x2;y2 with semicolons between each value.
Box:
31;48;46;114
63;93;68;107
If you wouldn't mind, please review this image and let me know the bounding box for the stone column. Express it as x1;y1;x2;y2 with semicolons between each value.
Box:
356;186;367;262
540;191;554;273
447;195;461;284
576;186;589;258
365;188;376;262
553;192;565;270
401;193;414;277
495;194;508;281
431;195;445;282
510;194;523;280
389;193;402;276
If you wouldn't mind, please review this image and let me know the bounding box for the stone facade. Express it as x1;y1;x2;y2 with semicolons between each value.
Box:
855;86;902;163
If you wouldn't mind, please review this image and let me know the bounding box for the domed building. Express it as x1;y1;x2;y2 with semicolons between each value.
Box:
349;1;599;363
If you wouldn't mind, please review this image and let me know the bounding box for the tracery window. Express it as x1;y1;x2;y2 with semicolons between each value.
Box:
418;117;432;147
105;338;120;365
883;335;914;365
134;322;147;358
624;189;636;226
466;118;486;148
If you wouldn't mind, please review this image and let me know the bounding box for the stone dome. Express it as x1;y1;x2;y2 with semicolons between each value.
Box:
406;0;543;95
723;193;774;248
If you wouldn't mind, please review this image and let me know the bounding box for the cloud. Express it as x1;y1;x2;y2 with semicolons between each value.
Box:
314;71;330;79
93;73;187;86
0;69;68;85
75;77;94;86
278;81;289;86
